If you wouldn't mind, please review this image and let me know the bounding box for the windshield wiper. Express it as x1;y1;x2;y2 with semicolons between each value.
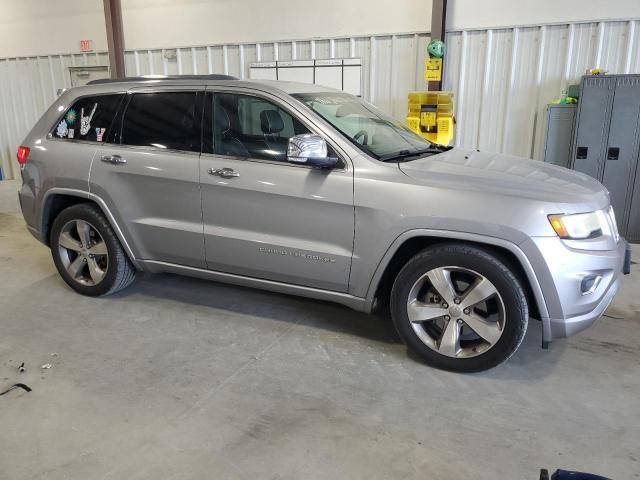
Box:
381;146;450;162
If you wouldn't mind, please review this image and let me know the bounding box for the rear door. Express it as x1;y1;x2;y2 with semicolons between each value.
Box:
43;93;124;194
200;89;354;292
90;86;206;268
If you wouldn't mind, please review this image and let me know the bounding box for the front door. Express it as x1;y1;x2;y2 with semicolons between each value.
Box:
200;90;354;292
90;86;206;268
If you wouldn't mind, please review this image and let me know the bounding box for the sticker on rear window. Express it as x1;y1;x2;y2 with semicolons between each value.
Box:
65;108;77;126
95;128;106;142
80;103;98;135
56;119;68;138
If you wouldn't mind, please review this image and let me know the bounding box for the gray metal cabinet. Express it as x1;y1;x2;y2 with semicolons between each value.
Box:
571;75;640;242
543;104;576;168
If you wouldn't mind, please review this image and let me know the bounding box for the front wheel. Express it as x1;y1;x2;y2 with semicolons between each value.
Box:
50;203;136;296
390;243;528;372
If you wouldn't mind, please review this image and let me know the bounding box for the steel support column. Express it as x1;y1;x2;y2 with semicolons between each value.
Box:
103;0;125;78
428;0;448;91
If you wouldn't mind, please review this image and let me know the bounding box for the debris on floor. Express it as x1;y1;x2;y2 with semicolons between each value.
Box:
41;363;52;370
18;362;26;373
0;383;32;397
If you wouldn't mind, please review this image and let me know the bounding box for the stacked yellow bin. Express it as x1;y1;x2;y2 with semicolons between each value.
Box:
406;91;454;146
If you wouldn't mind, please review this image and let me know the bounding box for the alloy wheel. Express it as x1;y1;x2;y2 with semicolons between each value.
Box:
57;219;109;286
406;266;505;358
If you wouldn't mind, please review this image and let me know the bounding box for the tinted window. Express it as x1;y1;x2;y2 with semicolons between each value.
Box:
205;93;309;162
121;92;202;152
52;94;123;142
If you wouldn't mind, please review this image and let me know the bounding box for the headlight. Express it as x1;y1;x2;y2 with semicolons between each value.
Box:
548;210;610;240
607;206;620;243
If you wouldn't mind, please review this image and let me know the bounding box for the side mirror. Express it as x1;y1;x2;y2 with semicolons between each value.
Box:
287;134;339;169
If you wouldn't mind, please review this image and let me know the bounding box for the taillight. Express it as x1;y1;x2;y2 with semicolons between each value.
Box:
16;146;30;165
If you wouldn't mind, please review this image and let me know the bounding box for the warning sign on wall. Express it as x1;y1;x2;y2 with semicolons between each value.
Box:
424;58;442;82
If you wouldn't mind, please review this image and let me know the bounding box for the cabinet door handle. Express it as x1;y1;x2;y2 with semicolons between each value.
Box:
576;147;588;159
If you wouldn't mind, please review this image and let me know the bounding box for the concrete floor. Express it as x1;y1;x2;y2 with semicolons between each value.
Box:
0;179;639;480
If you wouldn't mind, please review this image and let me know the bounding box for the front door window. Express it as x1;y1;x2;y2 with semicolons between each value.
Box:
204;93;309;162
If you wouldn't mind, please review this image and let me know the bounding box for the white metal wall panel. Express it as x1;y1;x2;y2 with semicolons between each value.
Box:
630;22;640;72
1;20;640;180
453;30;486;150
502;27;539;157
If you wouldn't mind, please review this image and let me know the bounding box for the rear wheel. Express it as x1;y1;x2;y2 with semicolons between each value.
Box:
50;203;136;296
390;243;528;372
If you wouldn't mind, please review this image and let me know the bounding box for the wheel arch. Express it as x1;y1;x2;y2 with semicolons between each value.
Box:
366;230;549;326
40;188;139;267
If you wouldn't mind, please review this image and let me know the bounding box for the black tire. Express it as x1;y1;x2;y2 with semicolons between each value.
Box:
50;203;136;296
390;243;528;372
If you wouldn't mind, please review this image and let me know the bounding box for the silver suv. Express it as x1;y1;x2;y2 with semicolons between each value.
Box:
17;75;631;372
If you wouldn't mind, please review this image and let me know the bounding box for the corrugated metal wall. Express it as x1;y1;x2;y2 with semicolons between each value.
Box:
1;19;639;180
445;21;640;160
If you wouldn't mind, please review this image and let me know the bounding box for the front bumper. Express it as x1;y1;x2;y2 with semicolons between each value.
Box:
522;237;629;342
548;264;622;339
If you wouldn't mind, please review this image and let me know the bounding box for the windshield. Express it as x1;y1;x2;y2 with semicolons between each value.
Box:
293;92;435;161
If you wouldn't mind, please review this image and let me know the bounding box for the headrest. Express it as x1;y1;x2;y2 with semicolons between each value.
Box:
260;109;284;134
213;106;230;134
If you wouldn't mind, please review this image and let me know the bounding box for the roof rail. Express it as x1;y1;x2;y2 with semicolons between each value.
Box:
87;74;239;85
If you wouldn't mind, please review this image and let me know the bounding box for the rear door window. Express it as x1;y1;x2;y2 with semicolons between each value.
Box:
120;92;202;152
52;94;124;142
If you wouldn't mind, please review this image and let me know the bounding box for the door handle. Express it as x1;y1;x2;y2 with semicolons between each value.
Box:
208;167;239;178
100;154;126;165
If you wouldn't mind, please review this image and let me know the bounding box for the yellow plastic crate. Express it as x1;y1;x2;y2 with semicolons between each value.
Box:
406;91;455;145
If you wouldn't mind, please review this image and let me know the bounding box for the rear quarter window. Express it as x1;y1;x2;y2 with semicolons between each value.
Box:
51;94;124;142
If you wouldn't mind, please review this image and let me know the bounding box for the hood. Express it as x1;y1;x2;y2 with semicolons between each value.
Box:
397;149;610;210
